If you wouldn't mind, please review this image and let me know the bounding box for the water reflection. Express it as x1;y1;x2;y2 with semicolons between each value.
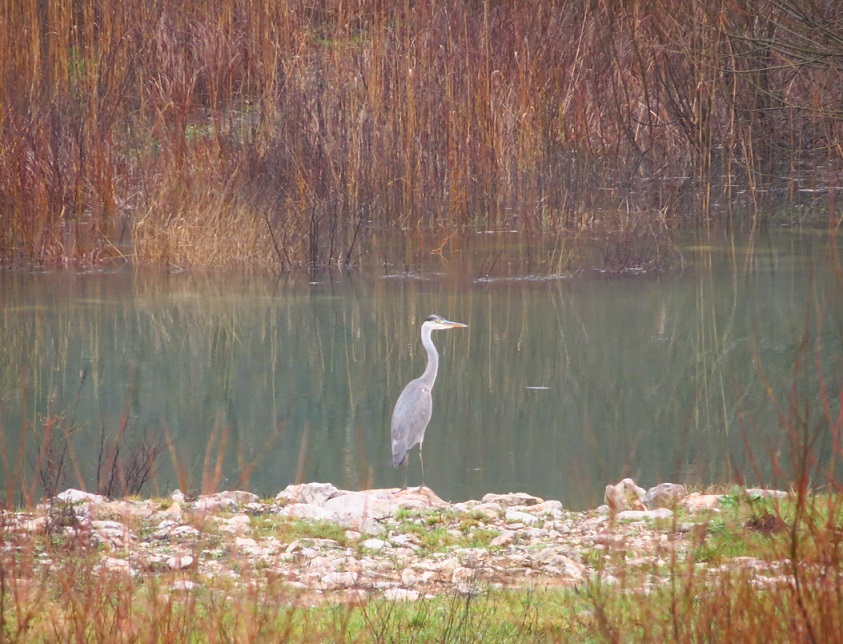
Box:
0;230;840;509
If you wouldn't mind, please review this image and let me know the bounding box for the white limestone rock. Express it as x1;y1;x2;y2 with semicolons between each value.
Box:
745;488;788;500
91;520;133;547
471;502;504;518
171;580;199;592
682;493;723;512
642;483;687;509
275;482;341;506
529;500;564;514
55;489;106;505
277;503;335;522
362;538;387;551
615;508;673;521
193;491;258;513
400;568;419;586
319;570;360;590
101;557;135;575
505;510;539;526
604;478;647;512
384;588;420;601
218;514;251;535
167;555;194;571
323;492;397;534
490;530;515;548
481;492;543;508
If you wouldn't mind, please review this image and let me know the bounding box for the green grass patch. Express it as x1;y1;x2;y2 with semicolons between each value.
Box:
249;515;348;546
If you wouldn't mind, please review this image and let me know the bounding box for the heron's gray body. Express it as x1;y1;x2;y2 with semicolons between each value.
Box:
390;377;434;468
390;314;467;488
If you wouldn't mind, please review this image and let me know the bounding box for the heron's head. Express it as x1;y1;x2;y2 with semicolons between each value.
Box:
423;314;468;330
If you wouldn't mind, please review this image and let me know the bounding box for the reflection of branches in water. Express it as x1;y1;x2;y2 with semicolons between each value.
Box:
238;422;286;490
16;386;164;503
598;216;680;275
96;425;164;498
34;370;88;501
0;234;839;505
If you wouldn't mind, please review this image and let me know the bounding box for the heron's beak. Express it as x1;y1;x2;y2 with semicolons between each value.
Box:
441;320;468;329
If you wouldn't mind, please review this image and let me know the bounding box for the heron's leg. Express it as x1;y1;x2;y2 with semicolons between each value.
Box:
418;443;425;490
402;457;408;490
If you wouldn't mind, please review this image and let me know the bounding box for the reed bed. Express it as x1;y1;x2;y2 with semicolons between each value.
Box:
1;0;841;269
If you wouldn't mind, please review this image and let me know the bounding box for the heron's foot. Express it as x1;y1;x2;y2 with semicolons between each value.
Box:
417;484;425;492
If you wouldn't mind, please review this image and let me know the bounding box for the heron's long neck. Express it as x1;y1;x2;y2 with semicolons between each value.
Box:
419;324;439;386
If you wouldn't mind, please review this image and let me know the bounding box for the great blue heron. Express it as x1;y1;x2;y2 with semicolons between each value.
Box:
391;314;468;490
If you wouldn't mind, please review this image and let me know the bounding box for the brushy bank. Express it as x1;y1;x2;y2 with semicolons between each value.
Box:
1;0;841;269
2;483;842;641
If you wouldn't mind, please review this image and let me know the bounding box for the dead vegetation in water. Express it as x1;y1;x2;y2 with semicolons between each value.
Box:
0;1;840;269
132;190;279;271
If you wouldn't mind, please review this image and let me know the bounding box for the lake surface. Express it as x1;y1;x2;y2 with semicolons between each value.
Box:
1;229;840;509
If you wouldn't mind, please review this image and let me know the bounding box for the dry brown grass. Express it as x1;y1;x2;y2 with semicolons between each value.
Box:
132;195;278;270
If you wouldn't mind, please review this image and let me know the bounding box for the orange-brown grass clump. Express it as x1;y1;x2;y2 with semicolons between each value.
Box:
1;1;841;269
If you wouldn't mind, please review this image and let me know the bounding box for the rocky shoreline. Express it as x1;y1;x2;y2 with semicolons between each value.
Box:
3;480;792;603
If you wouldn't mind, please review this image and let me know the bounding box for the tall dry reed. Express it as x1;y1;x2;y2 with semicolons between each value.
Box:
1;0;840;269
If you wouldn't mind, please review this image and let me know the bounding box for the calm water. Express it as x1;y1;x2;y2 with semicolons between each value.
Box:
1;230;840;509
